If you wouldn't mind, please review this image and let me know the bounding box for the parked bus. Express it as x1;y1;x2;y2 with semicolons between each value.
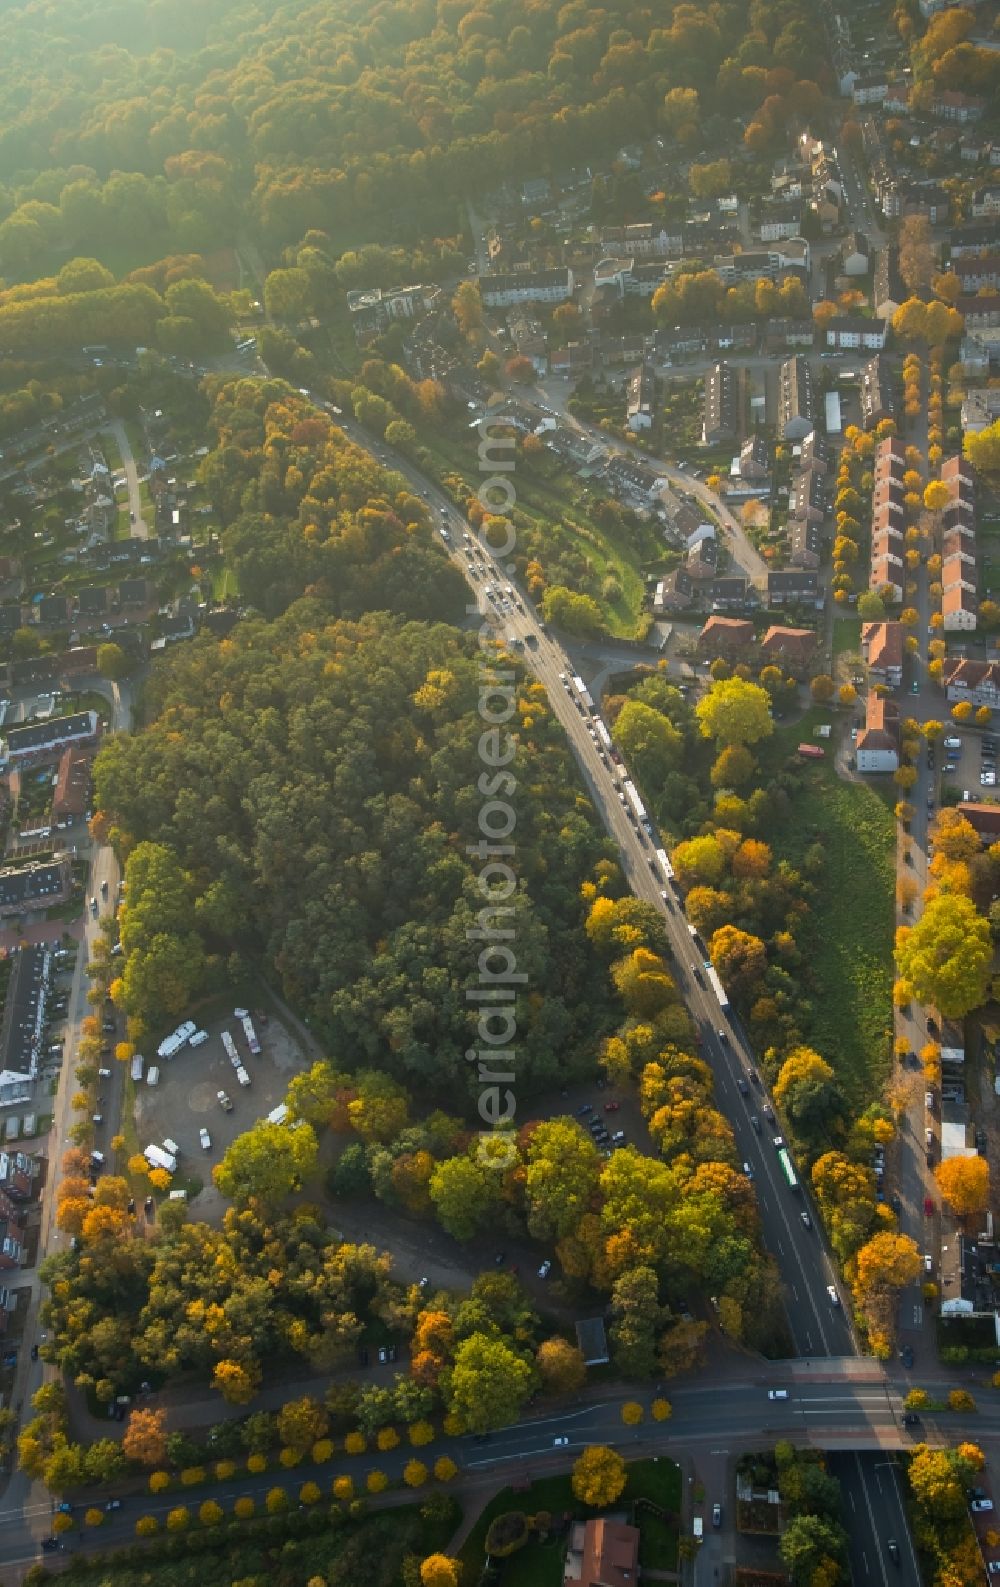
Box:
778;1147;799;1190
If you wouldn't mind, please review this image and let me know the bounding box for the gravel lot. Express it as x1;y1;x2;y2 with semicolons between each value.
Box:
134;1009;306;1218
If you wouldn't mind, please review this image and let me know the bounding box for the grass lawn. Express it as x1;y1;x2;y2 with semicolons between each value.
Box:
762;706;896;1101
832;616;862;660
459;1458;681;1585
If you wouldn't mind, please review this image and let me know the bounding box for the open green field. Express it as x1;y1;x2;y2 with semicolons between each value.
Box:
762;706;895;1101
410;425;653;637
459;1457;681;1586
832;616;862;660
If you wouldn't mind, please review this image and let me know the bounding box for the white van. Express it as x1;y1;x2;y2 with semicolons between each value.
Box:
235;1065;251;1087
146;1066;160;1086
188;1030;209;1048
168;1189;187;1201
767;1389;789;1400
162;1137;180;1157
943;736;962;750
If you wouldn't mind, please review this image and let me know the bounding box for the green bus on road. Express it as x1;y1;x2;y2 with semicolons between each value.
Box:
778;1147;799;1190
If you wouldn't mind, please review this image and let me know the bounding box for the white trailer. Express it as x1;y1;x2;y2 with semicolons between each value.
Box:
144;1143;176;1174
130;1054;144;1082
236;1008;261;1056
594;719;612;752
571;676;595;713
706;966;730;1010
623;781;647;825
655;848;674;883
221;1030;240;1066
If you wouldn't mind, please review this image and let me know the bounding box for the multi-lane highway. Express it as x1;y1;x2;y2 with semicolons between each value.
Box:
328;410;921;1583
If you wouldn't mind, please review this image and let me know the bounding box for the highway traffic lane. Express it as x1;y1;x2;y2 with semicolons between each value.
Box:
356;431;858;1364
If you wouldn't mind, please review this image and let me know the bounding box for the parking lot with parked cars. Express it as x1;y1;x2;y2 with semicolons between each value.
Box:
934;729;998;801
134;1006;306;1215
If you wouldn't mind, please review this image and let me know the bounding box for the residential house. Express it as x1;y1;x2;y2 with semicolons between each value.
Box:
956;293;1000;330
2;711;99;766
478;268;574;308
957;803;1000;844
60;646;98;679
856;692;899;773
764;319;815;353
954;253;1000;293
942;583;979;631
941;657;1000;707
549;341;594;375
653;568;695;612
940;453;978;632
759;203;802;242
76;585;108;621
798;431;830;476
949;222;1000;257
971;187;1000;218
788;468;824;525
0;1151;32;1201
52;746;90;826
739;433;769;482
713;239;810;281
625;364;655;432
959;335;991;376
35;596;71;628
874;246;905;320
520;176;551;208
852;74;889;105
345;283;442;340
961;388;1000;434
842;231;871;276
767;568;819;606
824;317;887;352
0;1188;24;1271
602;455;667;506
862;621;905;688
789;517;822;568
760;626;818;671
933;90;985;123
711;574;751;609
564;1517;641;1587
860;354;896;430
599;223;678;258
656;325;709;361
118;577;150;608
779;355;815;441
0;945;51;1088
0;857;72;918
687;532;718;581
703;361;738;445
507;312;548;373
698;616;754;655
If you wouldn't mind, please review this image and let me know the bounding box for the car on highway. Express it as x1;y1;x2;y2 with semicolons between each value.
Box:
105;1499;122;1512
972;1498;995;1513
887;1539;900;1566
772;1134;785;1149
717;1028;728;1042
800;1211;812;1230
750;1115;760;1132
553;1435;569;1446
826;1285;840;1307
199;1128;211;1150
712;1502;721;1527
743;1161;754;1180
767;1389;788;1400
737;1077;749;1095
